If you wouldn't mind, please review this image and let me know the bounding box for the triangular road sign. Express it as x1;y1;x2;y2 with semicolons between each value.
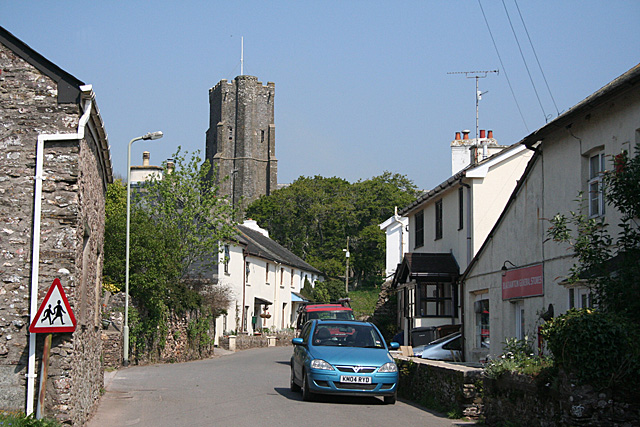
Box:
29;278;77;333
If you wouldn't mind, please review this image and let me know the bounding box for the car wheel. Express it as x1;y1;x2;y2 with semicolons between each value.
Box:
302;371;315;401
384;391;397;405
290;365;301;392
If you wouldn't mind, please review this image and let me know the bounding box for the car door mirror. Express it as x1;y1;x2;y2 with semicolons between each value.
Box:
292;337;305;346
389;342;400;350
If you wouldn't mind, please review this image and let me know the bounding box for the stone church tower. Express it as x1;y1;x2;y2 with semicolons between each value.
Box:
206;75;277;216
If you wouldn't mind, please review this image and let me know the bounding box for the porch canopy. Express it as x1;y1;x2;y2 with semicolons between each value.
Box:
392;253;460;287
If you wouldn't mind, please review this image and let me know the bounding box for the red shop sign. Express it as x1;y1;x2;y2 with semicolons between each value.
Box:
502;264;543;300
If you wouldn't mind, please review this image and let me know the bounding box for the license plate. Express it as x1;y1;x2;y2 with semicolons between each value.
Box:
340;375;372;384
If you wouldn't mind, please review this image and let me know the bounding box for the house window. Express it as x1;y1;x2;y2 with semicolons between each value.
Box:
417;282;454;317
265;263;270;283
245;262;250;283
569;287;593;309
280;267;284;286
290;269;295;288
415;210;424;248
458;187;464;231
588;152;605;217
435;200;443;240
475;299;489;349
224;245;230;274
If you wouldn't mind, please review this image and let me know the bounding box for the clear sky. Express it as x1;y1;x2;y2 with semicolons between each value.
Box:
3;1;640;191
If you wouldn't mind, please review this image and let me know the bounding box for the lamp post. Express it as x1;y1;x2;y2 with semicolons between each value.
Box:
124;131;163;366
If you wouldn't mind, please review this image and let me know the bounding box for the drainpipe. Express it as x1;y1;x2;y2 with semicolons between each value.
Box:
27;86;94;415
459;180;472;362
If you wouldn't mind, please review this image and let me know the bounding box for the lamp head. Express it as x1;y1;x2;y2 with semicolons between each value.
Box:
142;131;163;140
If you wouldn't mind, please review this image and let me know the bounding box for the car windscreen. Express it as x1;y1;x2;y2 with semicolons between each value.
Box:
307;310;355;321
312;324;385;348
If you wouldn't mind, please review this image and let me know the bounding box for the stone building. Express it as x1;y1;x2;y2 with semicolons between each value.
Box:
0;26;112;424
205;75;277;217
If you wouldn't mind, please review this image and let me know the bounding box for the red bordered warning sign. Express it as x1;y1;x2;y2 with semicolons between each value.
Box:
29;278;77;333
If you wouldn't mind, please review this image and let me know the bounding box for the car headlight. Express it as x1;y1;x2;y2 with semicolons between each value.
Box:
310;359;334;370
378;362;398;373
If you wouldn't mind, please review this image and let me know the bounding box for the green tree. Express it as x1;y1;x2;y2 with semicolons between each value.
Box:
246;172;419;285
103;149;238;360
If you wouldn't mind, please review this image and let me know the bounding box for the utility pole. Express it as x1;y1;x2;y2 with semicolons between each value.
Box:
344;236;350;293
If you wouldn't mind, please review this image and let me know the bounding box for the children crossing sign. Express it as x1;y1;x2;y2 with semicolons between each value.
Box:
29;278;77;333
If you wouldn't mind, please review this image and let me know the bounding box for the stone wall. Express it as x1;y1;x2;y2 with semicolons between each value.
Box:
395;356;483;418
219;330;295;351
483;371;640;426
0;39;109;426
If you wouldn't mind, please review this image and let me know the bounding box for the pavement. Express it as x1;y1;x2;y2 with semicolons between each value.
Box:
103;347;236;388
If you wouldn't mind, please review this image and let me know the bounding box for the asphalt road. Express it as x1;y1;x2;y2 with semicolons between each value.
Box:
87;346;463;427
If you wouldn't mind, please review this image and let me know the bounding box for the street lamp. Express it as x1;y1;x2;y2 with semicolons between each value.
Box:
124;131;163;366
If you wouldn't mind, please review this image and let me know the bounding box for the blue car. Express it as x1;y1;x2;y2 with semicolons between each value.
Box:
290;319;400;404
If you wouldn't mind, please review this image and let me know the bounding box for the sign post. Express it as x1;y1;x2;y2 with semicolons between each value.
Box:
29;279;76;418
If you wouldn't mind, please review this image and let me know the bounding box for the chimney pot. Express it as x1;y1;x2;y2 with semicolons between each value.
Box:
462;130;470;140
488;130;494;139
142;151;150;166
455;132;461;141
480;129;486;139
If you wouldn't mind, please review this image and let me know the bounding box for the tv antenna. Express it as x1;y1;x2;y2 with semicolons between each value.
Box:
447;70;499;142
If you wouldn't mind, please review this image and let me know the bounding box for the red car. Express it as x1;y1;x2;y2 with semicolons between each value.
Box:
295;299;355;334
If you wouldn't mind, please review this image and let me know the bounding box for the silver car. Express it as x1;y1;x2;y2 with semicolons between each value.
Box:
413;333;462;361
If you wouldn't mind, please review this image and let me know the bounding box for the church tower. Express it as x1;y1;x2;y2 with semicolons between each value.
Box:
206;75;277;216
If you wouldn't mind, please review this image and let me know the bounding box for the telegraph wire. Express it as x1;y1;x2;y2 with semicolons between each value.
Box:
501;0;548;122
477;0;530;132
514;0;560;117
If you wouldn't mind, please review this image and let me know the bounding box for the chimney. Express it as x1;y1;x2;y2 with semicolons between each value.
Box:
462;130;470;140
166;159;174;174
454;131;461;141
479;129;486;139
142;151;150;166
488;130;494;139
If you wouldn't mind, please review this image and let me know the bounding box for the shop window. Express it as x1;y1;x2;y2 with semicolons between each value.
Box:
515;301;525;340
475;299;490;349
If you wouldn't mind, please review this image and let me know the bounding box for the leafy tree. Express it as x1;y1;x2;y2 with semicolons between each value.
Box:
246;172;419;285
312;279;347;303
103;149;238;360
143;148;238;279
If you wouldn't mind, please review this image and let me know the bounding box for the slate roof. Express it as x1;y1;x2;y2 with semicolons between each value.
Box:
237;225;322;275
0;25;84;104
393;253;460;287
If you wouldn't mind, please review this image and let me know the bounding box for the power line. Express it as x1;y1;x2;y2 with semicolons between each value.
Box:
477;0;530;132
501;0;547;122
514;0;560;117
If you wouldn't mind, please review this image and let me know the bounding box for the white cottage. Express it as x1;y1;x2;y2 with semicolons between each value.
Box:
392;133;532;346
461;64;640;363
215;220;322;338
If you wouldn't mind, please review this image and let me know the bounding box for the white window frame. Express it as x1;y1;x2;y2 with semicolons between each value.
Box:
588;152;605;217
569;286;593;309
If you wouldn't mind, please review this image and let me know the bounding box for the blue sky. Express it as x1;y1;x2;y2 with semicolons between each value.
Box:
4;1;640;191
